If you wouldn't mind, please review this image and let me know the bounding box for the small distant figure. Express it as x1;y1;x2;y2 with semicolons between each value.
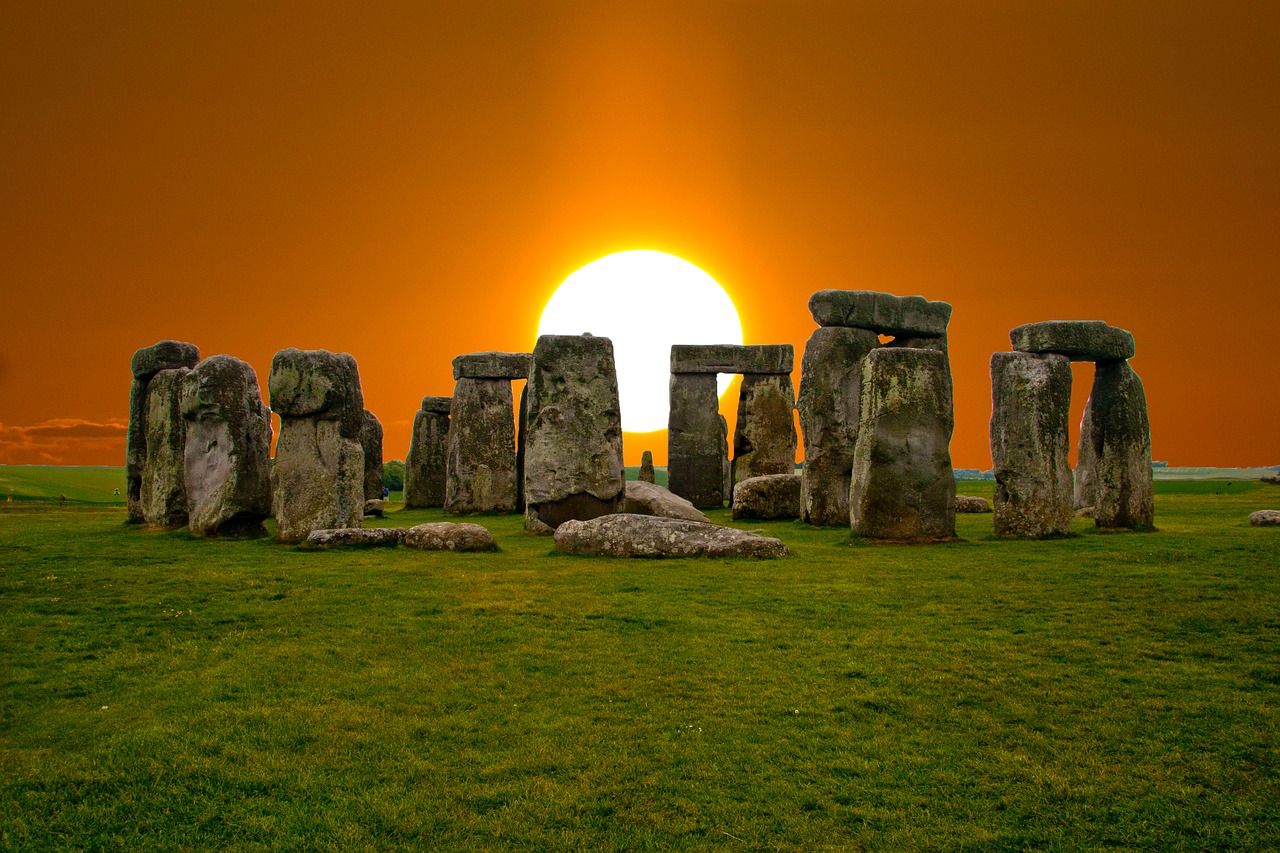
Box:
59;494;67;506
112;488;120;496
381;485;390;500
639;450;656;484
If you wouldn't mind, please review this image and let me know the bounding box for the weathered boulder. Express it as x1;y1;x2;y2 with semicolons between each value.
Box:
361;409;384;502
554;514;789;558
808;290;951;337
140;367;191;528
127;340;200;522
363;499;385;517
403;396;451;508
639;450;656;484
452;351;532;380
1010;320;1136;363
667;373;725;507
269;349;366;543
403;522;498;551
732;473;802;520
731;373;798;496
1249;510;1280;526
850;347;956;541
523;334;625;531
797;326;880;525
1083;360;1154;530
302;527;406;549
624;480;711;522
670;344;793;375
445;378;517;514
990;352;1074;538
180;355;273;537
956;495;992;513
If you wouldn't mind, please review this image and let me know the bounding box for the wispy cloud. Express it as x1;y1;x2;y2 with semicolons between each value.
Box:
0;419;128;466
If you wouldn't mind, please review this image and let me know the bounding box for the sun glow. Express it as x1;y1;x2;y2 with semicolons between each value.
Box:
537;250;743;433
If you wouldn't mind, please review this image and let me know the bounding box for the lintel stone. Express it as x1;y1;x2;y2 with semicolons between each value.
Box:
452;351;532;380
670;344;793;375
808;290;951;337
421;395;452;414
1010;320;1135;362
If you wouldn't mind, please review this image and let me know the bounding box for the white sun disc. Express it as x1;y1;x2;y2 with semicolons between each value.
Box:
537;250;743;432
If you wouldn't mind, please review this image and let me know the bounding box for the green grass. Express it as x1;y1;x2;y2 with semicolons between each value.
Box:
0;466;126;505
2;478;1278;850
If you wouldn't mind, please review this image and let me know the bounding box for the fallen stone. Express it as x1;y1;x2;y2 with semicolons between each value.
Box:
361;409;384;503
523;334;625;531
363;499;385;517
638;450;656;484
731;373;798;496
667;373;725;507
404;397;451;508
140;367;191;528
956;495;992;513
452;351;532;380
670;344;793;375
1075;506;1096;518
808;290;951;337
554;514;789;558
403;522;498;551
1249;510;1280;526
732;473;802;519
1083;360;1154;530
624;480;711;522
1010;320;1136;362
445;378;517;514
302;527;406;549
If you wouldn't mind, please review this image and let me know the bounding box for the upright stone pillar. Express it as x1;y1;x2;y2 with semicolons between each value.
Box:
989;352;1074;537
181;355;273;537
444;351;529;515
668;373;725;507
639;450;656;483
1074;398;1097;510
731;373;798;495
403;396;451;508
523;334;625;532
850;348;956;541
269;349;366;543
797;327;880;525
127;340;199;522
1084;360;1154;529
140;367;192;528
361;409;384;502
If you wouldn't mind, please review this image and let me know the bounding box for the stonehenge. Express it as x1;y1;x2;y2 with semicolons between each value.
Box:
403;396;451;508
991;321;1153;533
139;367;192;528
667;344;796;508
444;351;529;515
361;409;384;503
127;340;200;522
522;334;625;532
638;450;656;484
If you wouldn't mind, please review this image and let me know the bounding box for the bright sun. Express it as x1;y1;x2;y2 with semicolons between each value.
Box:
537;250;743;433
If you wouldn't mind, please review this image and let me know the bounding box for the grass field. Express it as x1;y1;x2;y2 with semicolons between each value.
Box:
2;474;1278;850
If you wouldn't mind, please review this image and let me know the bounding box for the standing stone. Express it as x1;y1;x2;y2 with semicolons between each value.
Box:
989;352;1074;538
403;396;451;509
523;334;625;532
797;326;880;525
445;378;517;514
1074;396;1098;510
140;367;191;528
720;414;732;505
1083;360;1154;529
731;373;798;496
269;349;366;543
361;409;384;502
639;450;656;483
127;340;200;522
850;348;956;541
180;355;273;537
516;382;528;512
668;373;725;507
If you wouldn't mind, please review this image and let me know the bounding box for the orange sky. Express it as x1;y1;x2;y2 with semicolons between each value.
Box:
3;1;1277;468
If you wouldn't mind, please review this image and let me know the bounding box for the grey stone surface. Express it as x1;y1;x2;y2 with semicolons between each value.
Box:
797;326;880;525
452;351;532;380
731;373;798;496
140;368;191;528
1250;510;1280;526
268;348;364;439
553;513;789;558
127;340;200;522
363;498;385;517
990;352;1074;538
180;355;273;538
403;522;498;551
523;334;625;531
670;344;793;375
1010;320;1136;362
302;527;406;549
639;450;656;483
956;495;992;513
1083;360;1154;529
732;473;802;520
850;347;956;541
445;377;518;514
404;401;451;508
668;374;725;507
361;409;384;503
131;340;200;380
624;480;711;522
1074;396;1098;510
809;290;951;337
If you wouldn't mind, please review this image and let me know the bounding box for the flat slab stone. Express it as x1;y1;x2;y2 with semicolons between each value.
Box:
670;344;793;375
302;527;406;549
809;290;951;337
421;395;452;414
732;473;802;520
554;514;789;558
1010;320;1136;362
403;522;497;551
623;480;710;523
131;340;200;380
452;351;532;380
1249;510;1280;526
956;495;992;513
